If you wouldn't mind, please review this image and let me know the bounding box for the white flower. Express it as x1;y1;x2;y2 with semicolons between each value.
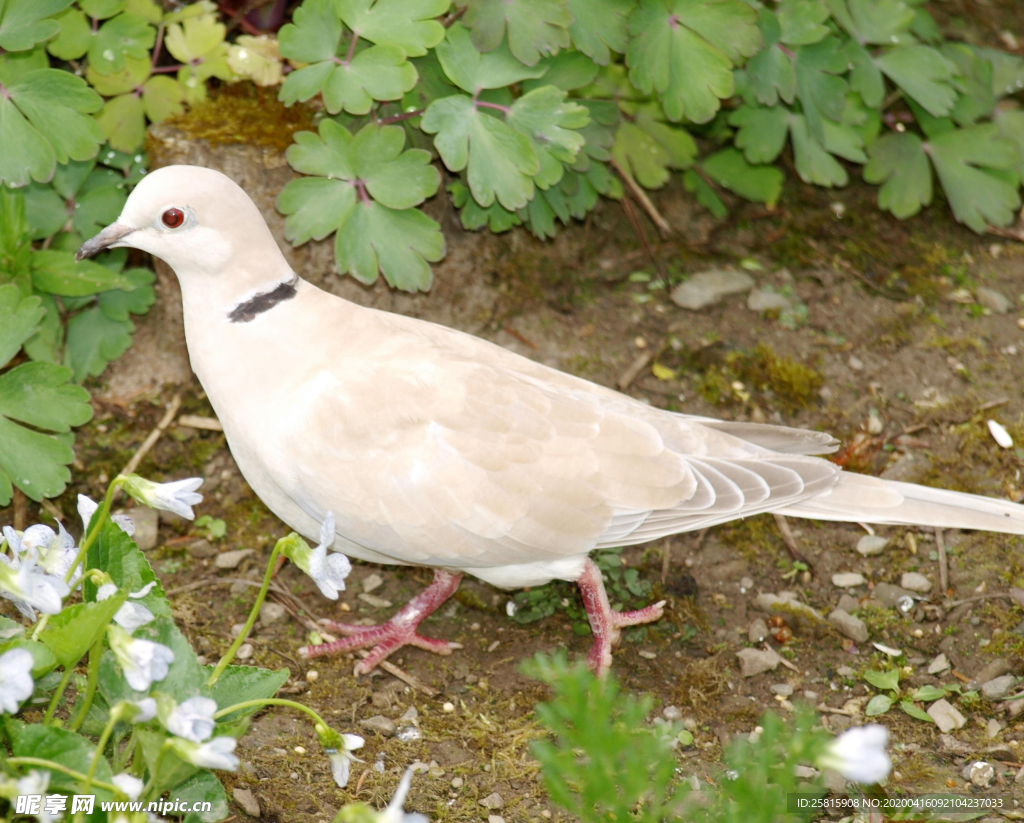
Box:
325;733;364;788
172;736;239;771
380;768;429;823
97;582;156;631
0;648;34;713
818;724;891;785
0;550;69;618
124;697;157;723
166;695;218;743
108;625;175;692
284;512;351;600
16;770;58;823
112;772;145;801
4;522;78;581
120;475;203;520
78;495;135;536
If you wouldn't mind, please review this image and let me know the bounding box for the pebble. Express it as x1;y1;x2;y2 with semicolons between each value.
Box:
836;594;860;613
236;643;254;660
479;792;504;810
832;572;866;588
828;609;869;643
873;582;914;608
662;705;682;720
442;702;455;713
358;593;393;608
856;536;888;556
400;706;419;724
980;675;1016;699
259;602;288;624
306;670;318;682
736;647;782;677
900;572;932;593
965;761;995;788
232;787;260;817
117;507;159;550
986;718;1003;739
836;665;857;678
670;269;755;310
293;746;305;755
360;716;397;736
395;726;422;742
231;622;247;637
638;649;657;660
187;538;217;559
362;573;384;593
748;618;768;643
970;659;1013;687
928;654;950;675
976;287;1012;314
216;548;255;569
770;684;793;697
746;287;791;312
927;698;967;732
1017;764;1024;785
793;765;818;779
488;817;505;823
451;777;464;788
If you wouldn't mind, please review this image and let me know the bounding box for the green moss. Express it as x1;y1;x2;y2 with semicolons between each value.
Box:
728;343;823;412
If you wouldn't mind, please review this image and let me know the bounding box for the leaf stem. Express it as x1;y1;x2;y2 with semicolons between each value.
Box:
151;23;165;71
81;707;121;798
337;30;359;65
214;697;328;728
43;667;74;725
206;541;283;686
377;108;425;125
6;757;119;794
150;64;186;73
140;739;172;800
475;100;512;115
68;634;105;732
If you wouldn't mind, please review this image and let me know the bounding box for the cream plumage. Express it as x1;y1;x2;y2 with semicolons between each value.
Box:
79;165;1024;673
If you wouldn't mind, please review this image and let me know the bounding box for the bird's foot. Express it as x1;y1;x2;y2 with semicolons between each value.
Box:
298;569;463;675
576;558;666;674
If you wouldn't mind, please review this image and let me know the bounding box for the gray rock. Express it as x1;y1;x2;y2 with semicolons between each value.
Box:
821;768;847;793
187;538;217;559
736;647;782;677
986;718;1003;738
748;618;769;643
359;592;393;609
900;572;932;593
856;535;888;556
980;675;1016;699
362;573;384;593
747;287;792;312
837;594;860;613
488;817;506;823
233;787;260;817
1016;763;1024;785
360;715;397;736
116;507;159;550
836;665;857;678
873;583;914;608
259;602;288;625
829;609;869;643
928;654;950;675
970;659;1012;688
793;765;818;779
832;572;866;588
236;643;254;660
670;269;755;310
770;683;794;696
215;548;254;569
478;793;504;810
927;698;966;732
976;287;1012;314
967;761;995;788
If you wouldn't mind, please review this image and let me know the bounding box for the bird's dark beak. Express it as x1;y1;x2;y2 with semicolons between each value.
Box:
76;222;136;261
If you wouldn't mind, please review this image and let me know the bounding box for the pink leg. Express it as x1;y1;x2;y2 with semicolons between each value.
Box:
577;558;666;674
299;569;463;675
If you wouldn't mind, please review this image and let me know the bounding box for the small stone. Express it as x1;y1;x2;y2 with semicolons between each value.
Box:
968;761;995;788
442;702;455;713
233;787;260;817
939;735;970;755
116;507;159;550
259;602;287;624
736;647;782;677
821;769;847;793
927;699;967;732
829;609;869;643
187;538;217;559
670;269;755;310
638;649;657;660
748;618;769;643
836;665;857;678
980;675;1016;699
803;691;818;701
793;765;818;779
746;287;792;312
479;792;504;810
236;643;253;660
770;684;793;697
294;746;306;755
928;654;950;675
976;287;1012;314
663;705;682;720
1016;764;1024;785
358;593;392;609
856;536;888;556
873;582;914;608
362;573;384;593
360;716;397;736
970;659;1012;687
230;622;247;637
847;355;864;371
986;718;1003;739
400;706;419;723
395;726;422;743
216;548;255;569
900;572;932;593
837;594;860;613
832;572;866;588
451;777;464;788
488;817;505;823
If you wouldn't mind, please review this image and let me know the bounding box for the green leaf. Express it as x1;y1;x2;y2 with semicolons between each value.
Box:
0;615;24;640
85;517;170;619
279;177;357;244
910;685;948;702
277;0;341;64
97;94;148;153
777;0;830;46
335;200;443;290
47;7;92;60
977;45;1024;98
64;305;134;381
790;113;847;186
875;45;958;117
926;124;1021;232
0;283;44;367
82;0;126;19
336;0;448;57
941;43;995;126
73;169;130;236
352;124;441;208
464;0;573;66
863;131;932;218
0;0;74;52
40;596;126;670
99;267;155;321
700;147;783;205
23;294;64;364
745;44;796;106
995;108;1024;179
611;118;694;189
88;11;156;74
899;699;934;722
627;0;761;124
567;0;631;65
844;39;884;107
793;36;848;143
31;249;132;295
23;181;68;240
169;770;229;823
136;616;208;701
863;668;900;691
206;665;289;718
325;45;418;115
826;0;915;46
165;11;225;63
422;94;539;209
525;51;599;92
0;638;57;676
4;718;114;798
0;360;93;432
435;22;547;93
865;693;893;716
730;105;789;163
449;179;522;231
506;84;590;188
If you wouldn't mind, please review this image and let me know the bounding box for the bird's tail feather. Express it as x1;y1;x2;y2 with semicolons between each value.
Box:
777;471;1024;535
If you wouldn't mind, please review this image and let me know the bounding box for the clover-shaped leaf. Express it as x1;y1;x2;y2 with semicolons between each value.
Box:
435;22;546;94
627;0;761;124
776;0;830;46
700;147;783;206
450;179;522;232
941;43;995;126
64;305;134;381
88;11;156;75
567;0;630;66
506;84;589;188
790;114;848;186
165;11;233;104
464;0;572;66
730;105;789;163
0;284;45;368
864;132;932;218
744;44;796;107
874;45;958;117
226;34;284;87
337;0;448;57
0;0;73;52
793;36;848;143
611;114;695;189
47;7;92;60
826;0;915;46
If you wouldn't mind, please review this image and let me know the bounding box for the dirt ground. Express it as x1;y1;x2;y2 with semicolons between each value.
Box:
7;5;1024;815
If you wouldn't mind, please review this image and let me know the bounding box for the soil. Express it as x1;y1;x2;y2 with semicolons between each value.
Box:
7;8;1024;817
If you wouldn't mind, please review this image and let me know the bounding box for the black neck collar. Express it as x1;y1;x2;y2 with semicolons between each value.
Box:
228;276;299;323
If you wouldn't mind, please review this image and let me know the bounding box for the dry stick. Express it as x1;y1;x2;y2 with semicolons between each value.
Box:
617;351;654;391
773;513;813;570
661;538;672;584
177;414;223;431
121;393;183;476
610;159;672;238
936;527;949;596
12;488;26;531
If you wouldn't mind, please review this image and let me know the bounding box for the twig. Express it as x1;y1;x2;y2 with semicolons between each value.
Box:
936;527;948;596
121;393;183;476
774;514;813;570
617;351;653;391
40;499;64;523
609;158;672;238
661;538;672;584
501;325;538;351
177;414;223;431
12;488;26;531
946;592;1015;608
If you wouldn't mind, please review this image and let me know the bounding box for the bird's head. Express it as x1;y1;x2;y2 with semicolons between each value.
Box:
76;165;288;284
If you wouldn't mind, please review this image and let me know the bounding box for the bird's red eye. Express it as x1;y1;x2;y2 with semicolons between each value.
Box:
162;208;184;228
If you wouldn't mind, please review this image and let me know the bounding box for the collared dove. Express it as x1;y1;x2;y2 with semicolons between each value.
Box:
78;166;1024;673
